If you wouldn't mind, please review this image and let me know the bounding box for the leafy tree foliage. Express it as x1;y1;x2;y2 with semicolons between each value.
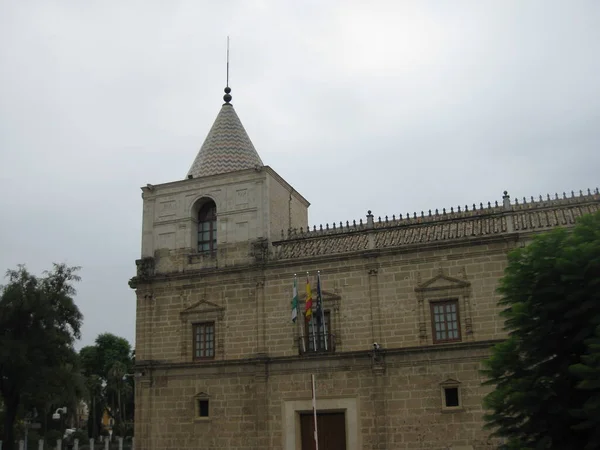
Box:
22;360;87;439
482;211;600;449
569;324;600;448
79;333;134;437
0;264;83;450
84;374;104;439
81;333;132;380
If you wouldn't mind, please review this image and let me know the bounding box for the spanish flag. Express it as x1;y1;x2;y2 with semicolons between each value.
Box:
305;276;313;321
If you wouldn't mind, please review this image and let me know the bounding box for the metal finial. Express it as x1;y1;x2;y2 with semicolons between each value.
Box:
223;86;232;103
226;36;230;87
223;37;232;104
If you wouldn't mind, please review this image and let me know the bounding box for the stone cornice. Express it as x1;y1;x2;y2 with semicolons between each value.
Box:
131;232;517;289
135;339;502;373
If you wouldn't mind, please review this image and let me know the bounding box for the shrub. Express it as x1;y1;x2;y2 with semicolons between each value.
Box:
45;429;62;447
73;429;89;442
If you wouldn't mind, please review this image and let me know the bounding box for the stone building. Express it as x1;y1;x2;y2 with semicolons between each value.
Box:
129;86;600;450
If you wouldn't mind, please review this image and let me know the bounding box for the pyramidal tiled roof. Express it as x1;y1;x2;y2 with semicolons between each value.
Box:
187;91;263;178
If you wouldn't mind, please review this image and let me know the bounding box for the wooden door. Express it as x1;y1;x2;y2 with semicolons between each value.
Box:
300;412;346;450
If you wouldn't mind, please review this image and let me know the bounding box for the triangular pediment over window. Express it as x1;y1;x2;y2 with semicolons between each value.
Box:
439;378;462;386
415;273;470;292
180;299;225;317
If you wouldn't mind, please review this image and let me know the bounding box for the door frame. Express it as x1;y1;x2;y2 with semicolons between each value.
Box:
299;411;347;450
282;398;360;450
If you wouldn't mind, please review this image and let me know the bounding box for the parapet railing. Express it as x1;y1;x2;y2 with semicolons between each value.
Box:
276;188;600;242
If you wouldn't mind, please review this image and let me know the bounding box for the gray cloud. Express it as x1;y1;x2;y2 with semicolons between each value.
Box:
1;0;599;348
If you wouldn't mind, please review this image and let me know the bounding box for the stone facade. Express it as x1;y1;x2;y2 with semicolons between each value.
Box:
130;89;600;450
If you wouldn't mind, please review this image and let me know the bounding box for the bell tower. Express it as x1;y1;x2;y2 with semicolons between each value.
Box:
138;85;309;273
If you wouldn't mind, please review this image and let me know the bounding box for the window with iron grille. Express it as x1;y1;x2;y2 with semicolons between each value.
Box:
430;300;461;343
198;201;217;254
193;322;215;360
304;311;333;352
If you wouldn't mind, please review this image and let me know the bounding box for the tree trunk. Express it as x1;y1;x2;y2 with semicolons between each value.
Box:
92;395;96;438
2;392;20;450
117;389;122;423
42;405;48;437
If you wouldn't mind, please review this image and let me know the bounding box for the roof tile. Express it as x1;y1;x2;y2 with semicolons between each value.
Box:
187;103;263;178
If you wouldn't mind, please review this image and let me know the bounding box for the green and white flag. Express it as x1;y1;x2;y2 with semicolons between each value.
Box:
291;276;298;322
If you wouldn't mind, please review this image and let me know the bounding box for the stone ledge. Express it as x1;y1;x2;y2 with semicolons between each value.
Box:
135;339;502;373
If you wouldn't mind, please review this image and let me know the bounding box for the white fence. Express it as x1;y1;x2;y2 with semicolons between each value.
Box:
0;437;134;450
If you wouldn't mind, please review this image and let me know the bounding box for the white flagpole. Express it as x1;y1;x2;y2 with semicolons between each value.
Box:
300;322;307;353
296;274;307;353
311;374;319;450
318;271;328;351
308;272;317;352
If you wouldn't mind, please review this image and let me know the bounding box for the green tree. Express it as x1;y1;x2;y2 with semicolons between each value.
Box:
482;211;600;449
80;333;132;380
0;264;83;450
79;333;134;437
84;374;104;439
569;324;600;449
22;361;86;437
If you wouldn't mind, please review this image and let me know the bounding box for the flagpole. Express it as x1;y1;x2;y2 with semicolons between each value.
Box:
295;274;307;353
318;271;328;351
311;319;318;352
308;272;317;352
300;320;307;353
311;374;319;450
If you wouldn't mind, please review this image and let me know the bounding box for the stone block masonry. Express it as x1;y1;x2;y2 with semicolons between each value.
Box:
132;232;523;448
132;146;599;449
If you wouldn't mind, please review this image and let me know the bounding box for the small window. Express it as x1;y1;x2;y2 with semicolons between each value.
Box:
193;322;215;360
197;201;217;254
440;379;463;411
431;299;461;343
197;399;209;417
193;392;211;421
444;387;459;407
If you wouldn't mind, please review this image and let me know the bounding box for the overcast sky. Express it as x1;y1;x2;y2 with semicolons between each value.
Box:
1;0;599;349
